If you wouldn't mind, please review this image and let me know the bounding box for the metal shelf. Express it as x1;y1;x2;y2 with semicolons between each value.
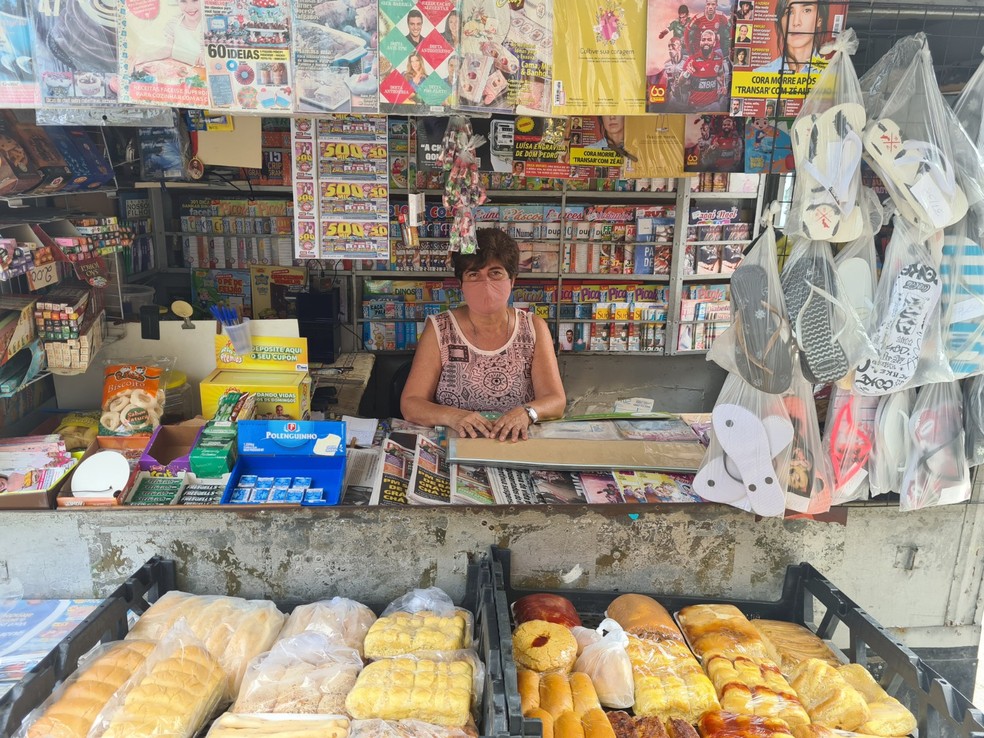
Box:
134;181;292;193
687;190;760;200
564;190;678;200
560;273;669;282
681;273;734;282
165;231;292;239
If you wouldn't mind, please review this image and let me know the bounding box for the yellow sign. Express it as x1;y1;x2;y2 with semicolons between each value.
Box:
213;335;309;372
623;115;686;178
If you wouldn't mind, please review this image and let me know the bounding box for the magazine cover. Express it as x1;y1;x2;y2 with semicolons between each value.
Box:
30;0;120;107
613;470;703;502
511;116;574;179
552;0;647;115
623;115;686;178
486;466;539;505
729;0;849;116
292;0;379;114
684;114;745;172
744;115;794;173
201;0;292;111
191;268;251;316
371;432;416;505
117;0;208;107
575;471;625;504
0;0;39;107
530;470;585;504
645;0;735;113
378;0;456;113
450;463;495;504
340;446;380;505
456;0;553;116
407;434;451;504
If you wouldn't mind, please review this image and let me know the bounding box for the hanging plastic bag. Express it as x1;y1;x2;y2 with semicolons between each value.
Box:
833;187;882;340
708;204;795;395
868;389;914;497
782;359;834;515
822;384;879;505
899;381;971;511
277;597;377;656
437;117;487;255
964;375;984;466
853;216;952;396
693;373;793;518
938;210;984;378
781;237;875;385
573;618;634;709
786;29;867;243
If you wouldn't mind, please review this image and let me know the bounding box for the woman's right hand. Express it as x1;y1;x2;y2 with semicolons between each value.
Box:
451;409;494;439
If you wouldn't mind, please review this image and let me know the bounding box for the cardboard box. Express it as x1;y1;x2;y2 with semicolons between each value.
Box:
139;425;205;477
0;293;37;366
201;369;310;421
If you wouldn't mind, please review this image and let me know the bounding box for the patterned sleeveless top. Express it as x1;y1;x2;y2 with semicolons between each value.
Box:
431;309;536;413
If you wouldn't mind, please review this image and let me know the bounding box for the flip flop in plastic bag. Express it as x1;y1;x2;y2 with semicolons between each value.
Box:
732;264;794;394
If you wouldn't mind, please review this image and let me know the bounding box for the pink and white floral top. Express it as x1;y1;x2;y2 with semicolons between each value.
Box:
430;309;536;413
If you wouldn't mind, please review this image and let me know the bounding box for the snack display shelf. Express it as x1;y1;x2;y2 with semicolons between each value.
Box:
0;556;508;738
488;545;984;738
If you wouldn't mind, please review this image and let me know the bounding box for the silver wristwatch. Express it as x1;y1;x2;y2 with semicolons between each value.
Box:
523;405;539;424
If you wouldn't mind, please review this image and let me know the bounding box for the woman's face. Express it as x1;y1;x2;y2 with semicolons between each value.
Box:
409;55;423;74
601;116;624;139
179;0;201;21
782;1;819;61
449;13;460;38
462;259;511;284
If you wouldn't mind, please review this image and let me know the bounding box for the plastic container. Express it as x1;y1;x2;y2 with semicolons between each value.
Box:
223;318;252;355
121;285;156;318
161;370;191;424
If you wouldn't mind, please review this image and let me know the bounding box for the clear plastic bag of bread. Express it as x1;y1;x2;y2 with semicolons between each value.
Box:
572;618;633;709
365;588;474;659
89;621;226;738
206;713;351;738
98;357;175;436
233;631;364;715
520;671;628;738
349;719;479;738
125;590;286;700
278;597;377;656
14;640;155;738
571;626;602;655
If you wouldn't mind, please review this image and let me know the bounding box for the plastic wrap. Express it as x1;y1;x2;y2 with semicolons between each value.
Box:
512;594;581;629
781;238;874;384
964;374;984;466
939;209;984;379
54;412;100;452
822;385;879;505
349;720;478;738
233;633;363;715
126;590;286;700
35;106;175;127
706;654;811;726
790;658;870;731
786;30;866;243
693;373;794;518
837;664;917;736
832;187;882;354
99;358;174;436
364;610;473;660
899;381;971;511
708;208;794;395
868;390;914;497
571;626;602;656
572;618;633;709
782;361;835;515
277;598;377;656
675;604;771;663
15;640;154;738
90;624;226;738
207;713;350;737
700;711;800;738
853;216;951;395
623;634;720;723
513;619;578;674
750;620;842;677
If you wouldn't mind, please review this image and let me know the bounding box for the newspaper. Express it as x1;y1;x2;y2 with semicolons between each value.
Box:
450;464;495;505
341;447;382;505
370;432;417;505
530;470;585;504
486;467;539;505
407;435;451;504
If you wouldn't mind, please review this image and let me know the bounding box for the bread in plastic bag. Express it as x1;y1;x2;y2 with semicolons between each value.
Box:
750;620;842;677
349;719;478;738
899;381;971;511
786;30;867;243
623;634;720;722
90;622;226;738
512;593;581;629
517;671;616;738
853;216;951;395
277;597;377;656
513;619;578;674
868;389;914;498
15;640;154;738
790;658;870;731
206;713;350;737
705;654;811;726
837;664;917;736
233;632;363;715
708;207;794;395
782;360;835;516
571;618;633;709
126;590;285;700
676;604;772;663
693;373;794;518
571;626;602;656
367;587;473;657
822;384;879;505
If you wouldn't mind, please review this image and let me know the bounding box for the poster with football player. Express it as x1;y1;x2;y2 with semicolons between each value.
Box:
684;114;745;172
646;0;735;113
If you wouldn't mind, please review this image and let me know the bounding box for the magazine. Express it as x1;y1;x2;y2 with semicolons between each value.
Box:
0;0;39;107
574;472;625;504
407;434;451;504
450;463;495;505
370;432;416;505
530;470;585;504
486;467;539;505
613;470;702;503
340;447;381;505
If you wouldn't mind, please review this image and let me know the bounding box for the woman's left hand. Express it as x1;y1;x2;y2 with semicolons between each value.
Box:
491;407;532;442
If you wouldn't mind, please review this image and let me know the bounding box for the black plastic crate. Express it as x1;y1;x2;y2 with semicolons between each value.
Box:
490;545;984;738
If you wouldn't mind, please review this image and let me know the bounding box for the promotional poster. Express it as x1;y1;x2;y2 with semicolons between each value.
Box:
552;0;647;115
456;0;553;116
645;0;735;113
0;0;39;107
378;0;456;113
744;115;794;173
729;0;849;116
292;0;379;114
684;114;745;172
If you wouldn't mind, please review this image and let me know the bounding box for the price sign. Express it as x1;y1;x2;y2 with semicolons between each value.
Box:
318;141;387;160
320;182;389;200
322;221;389;239
27;262;60;291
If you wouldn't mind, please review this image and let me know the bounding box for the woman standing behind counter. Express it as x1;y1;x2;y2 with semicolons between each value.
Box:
401;229;566;441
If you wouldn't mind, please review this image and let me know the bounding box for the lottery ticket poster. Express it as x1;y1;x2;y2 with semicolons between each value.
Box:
551;0;647;116
623;115;686;178
117;0;209;107
389;116;410;189
292;0;379;114
684;114;745;173
744;116;794;173
730;0;849;117
29;0;120;107
645;0;735;113
379;0;456;113
291;118;319;260
202;0;292;112
456;0;553;115
0;0;39;107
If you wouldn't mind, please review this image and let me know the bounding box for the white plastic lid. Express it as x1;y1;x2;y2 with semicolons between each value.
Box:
71;451;131;497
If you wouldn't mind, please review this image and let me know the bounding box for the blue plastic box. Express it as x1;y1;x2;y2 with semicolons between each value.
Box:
221;420;346;506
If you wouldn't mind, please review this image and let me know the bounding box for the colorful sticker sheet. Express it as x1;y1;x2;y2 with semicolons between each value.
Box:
684;113;745;172
457;0;553;115
0;0;40;107
203;0;292;112
30;0;120;107
292;115;389;260
378;0;456;113
292;0;379;114
730;0;849;116
118;0;209;107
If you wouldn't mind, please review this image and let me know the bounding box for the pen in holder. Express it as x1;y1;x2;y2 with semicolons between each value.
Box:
211;305;252;355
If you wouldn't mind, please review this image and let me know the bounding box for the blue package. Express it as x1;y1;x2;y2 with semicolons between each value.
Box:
270;487;288;503
303;488;324;503
286;488;304;503
230;487;250;503
293;477;313;489
239;475;258;487
274;477;293;487
250;487;271;503
255;477;275;489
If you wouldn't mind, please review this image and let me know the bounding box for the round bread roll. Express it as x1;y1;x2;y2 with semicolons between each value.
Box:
606;594;682;642
514;619;579;673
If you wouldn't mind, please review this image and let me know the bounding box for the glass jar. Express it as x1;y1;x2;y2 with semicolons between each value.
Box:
161;370;191;424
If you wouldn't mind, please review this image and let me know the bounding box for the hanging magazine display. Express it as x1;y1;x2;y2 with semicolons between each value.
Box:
292;0;379;114
378;0;456;113
117;0;209;107
744;116;794;173
645;0;735;113
684;114;745;172
729;0;849;117
552;0;647;115
0;0;39;107
202;0;292;111
456;0;553;116
30;0;120;107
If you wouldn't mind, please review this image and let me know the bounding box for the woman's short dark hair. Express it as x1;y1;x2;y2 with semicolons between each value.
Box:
451;228;519;281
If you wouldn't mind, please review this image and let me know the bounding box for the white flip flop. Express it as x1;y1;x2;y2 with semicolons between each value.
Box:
869;390;912;496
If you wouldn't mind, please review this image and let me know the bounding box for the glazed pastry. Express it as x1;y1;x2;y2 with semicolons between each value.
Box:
751;620;842;674
363;610;470;658
344;658;473;727
625;634;720;722
705;655;810;726
837;664;917;736
514;620;579;673
607;594;682;642
514;594;582;628
665;718;700;738
697;710;796;738
790;659;870;731
677;604;772;663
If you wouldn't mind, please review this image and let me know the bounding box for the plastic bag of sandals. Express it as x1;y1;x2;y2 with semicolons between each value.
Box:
964;374;984;468
99;358;175;436
781;359;835;516
708;204;794;395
